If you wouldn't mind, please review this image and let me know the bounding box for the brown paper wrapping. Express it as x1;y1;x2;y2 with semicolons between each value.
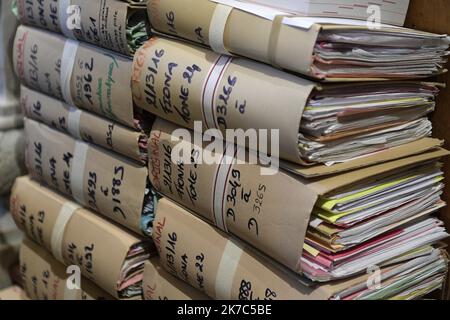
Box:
147;0;444;80
11;176;150;298
143;258;209;300
13;25;137;128
153;198;334;300
21;85;146;163
131;36;315;164
154;199;449;300
20;238;113;300
16;0;148;56
24;118;148;235
147;0;320;76
149;118;450;274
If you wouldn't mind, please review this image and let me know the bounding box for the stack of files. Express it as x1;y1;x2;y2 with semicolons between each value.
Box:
11;0;158;301
140;0;450;300
21;85;149;163
0;0;22;131
23;119;156;236
13;25;151;132
131;37;444;167
19;239;113;300
14;0;151;56
10;176;154;299
143;258;210;300
152;197;449;300
236;0;411;26
0;286;29;300
148;119;450;286
19;239;209;300
147;0;450;80
304;162;448;282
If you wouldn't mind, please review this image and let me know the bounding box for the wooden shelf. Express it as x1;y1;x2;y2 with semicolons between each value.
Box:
405;0;450;300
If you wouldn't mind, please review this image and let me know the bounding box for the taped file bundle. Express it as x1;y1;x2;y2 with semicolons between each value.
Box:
147;0;450;80
13;25;149;129
20;239;113;300
24;119;156;236
153;198;449;300
148;119;449;281
15;0;150;55
132;37;442;167
21;86;149;164
153;198;320;300
11;176;154;299
143;258;209;300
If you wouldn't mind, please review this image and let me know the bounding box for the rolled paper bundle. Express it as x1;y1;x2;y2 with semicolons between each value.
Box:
148;118;449;281
143;258;210;300
21;85;150;164
153;198;450;300
0;286;29;300
19;238;113;300
147;0;450;81
13;25;149;129
11;176;154;299
14;0;151;55
24;119;156;235
153;198;325;300
132;36;443;167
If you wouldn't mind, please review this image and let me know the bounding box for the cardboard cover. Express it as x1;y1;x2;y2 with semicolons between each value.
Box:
20;238;112;300
149;118;450;274
147;0;445;79
143;258;210;300
132;37;444;169
24;118;148;235
153;198;332;300
147;0;320;76
21;85;147;163
132;36;315;164
11;176;150;298
16;0;148;56
154;198;449;300
13;25;137;128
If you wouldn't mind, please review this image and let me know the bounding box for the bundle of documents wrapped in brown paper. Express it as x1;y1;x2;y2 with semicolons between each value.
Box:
6;0;450;301
147;0;450;80
138;0;450;300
